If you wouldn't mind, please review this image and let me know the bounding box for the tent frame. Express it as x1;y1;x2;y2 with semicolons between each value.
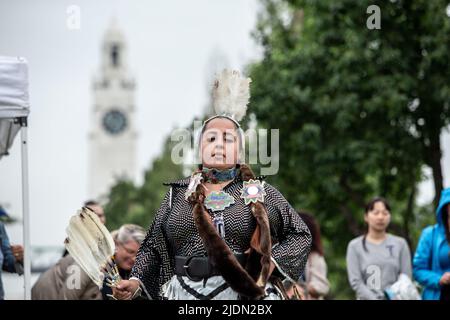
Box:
17;116;31;300
0;56;31;300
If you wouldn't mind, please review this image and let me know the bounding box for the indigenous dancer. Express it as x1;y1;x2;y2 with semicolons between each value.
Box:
113;69;312;300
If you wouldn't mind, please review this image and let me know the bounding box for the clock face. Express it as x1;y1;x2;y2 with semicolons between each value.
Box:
102;109;127;135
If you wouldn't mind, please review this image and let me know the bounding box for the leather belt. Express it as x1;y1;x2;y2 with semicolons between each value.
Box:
174;253;247;282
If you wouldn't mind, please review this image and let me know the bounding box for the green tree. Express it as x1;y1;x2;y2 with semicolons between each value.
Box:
248;0;449;298
105;135;184;231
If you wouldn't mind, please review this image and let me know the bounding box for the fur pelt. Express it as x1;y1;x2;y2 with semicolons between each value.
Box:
188;164;272;299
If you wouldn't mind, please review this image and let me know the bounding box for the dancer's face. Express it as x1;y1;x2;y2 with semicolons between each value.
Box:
365;201;391;233
201;117;239;170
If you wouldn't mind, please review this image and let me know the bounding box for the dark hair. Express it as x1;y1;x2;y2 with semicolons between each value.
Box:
362;197;391;252
443;204;450;243
365;197;391;214
298;211;324;256
84;200;99;207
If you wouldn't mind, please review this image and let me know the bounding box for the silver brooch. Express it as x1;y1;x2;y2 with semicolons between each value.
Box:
184;173;203;201
240;179;266;205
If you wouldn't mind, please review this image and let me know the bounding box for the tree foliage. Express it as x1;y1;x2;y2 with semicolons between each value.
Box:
248;0;449;298
104;136;184;232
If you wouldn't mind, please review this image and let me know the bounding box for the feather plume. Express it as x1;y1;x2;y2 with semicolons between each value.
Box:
64;207;117;287
212;69;251;122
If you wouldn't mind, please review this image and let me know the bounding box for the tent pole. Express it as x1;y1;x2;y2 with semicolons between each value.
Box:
19;117;31;300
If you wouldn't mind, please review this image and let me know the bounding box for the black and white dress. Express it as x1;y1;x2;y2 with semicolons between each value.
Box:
130;176;311;300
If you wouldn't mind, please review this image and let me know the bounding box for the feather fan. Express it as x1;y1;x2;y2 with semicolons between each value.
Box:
64;207;120;288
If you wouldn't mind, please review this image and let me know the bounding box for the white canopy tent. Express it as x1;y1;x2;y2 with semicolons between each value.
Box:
0;56;31;299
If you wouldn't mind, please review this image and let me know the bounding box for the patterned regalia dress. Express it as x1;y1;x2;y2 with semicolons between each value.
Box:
130;165;312;300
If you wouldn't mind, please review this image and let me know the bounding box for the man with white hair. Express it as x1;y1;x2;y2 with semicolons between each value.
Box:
102;224;146;300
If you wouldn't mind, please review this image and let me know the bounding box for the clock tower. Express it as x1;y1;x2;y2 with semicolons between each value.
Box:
88;21;137;200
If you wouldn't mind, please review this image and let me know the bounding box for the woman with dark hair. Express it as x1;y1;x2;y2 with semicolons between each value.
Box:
112;70;312;300
413;188;450;300
346;197;412;300
297;212;329;300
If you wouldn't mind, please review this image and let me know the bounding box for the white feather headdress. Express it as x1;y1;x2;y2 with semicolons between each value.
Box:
211;69;252;123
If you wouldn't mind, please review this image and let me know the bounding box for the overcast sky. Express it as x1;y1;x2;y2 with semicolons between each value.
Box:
0;0;262;246
0;0;448;247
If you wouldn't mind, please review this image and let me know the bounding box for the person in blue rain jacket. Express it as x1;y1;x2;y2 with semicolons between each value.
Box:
413;188;450;300
0;221;24;300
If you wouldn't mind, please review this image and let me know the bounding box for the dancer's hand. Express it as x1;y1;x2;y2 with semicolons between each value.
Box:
112;279;140;300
